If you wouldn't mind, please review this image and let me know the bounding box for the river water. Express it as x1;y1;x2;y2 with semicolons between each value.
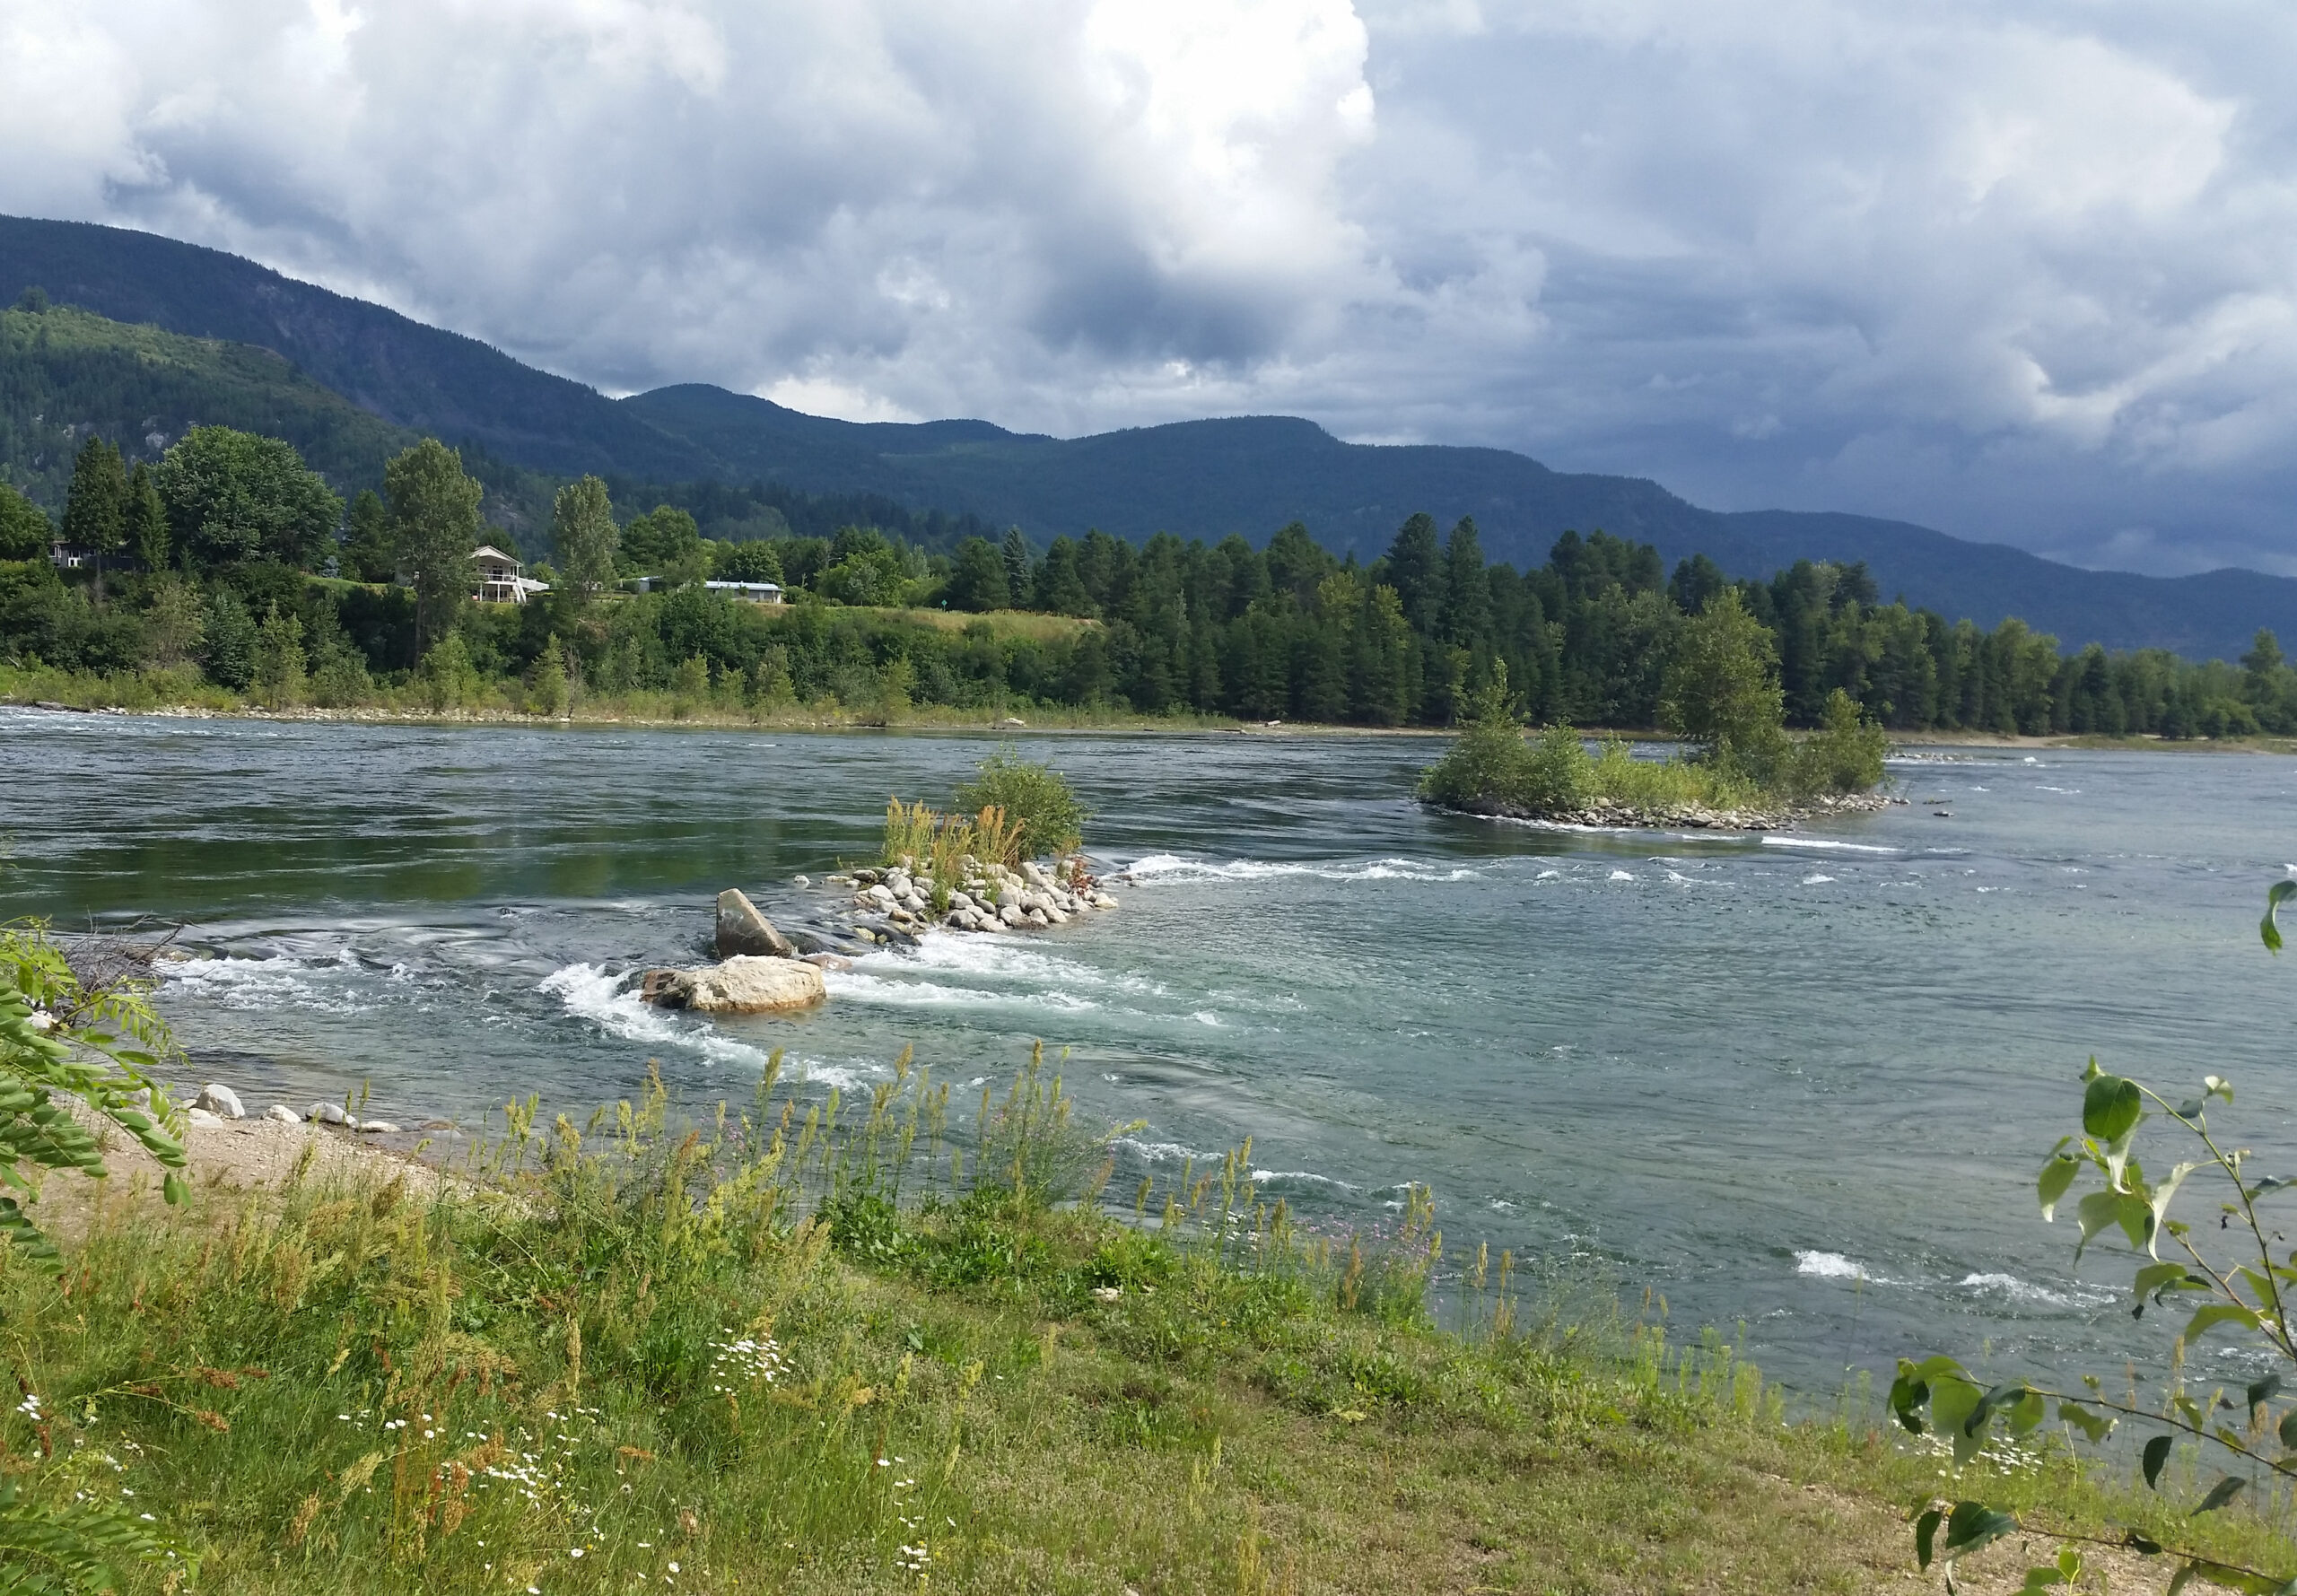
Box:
4;707;2294;1396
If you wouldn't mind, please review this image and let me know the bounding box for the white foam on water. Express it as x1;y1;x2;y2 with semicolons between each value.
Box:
2037;786;2082;795
1802;874;1836;885
1795;1250;1870;1280
882;929;1169;997
1250;1168;1357;1190
536;962;849;1078
1192;1010;1226;1026
169;950;371;1015
1608;869;1634;881
825;968;1103;1015
1760;838;1900;854
1113;1136;1212;1164
1122;852;1480;885
1535;869;1563;880
1956;1272;2092;1307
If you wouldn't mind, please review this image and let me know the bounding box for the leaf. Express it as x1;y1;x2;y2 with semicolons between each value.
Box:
2183;1303;2264;1348
2084;1071;2144;1143
2264;880;2295;953
2196;1474;2249;1514
2016;1563;2072;1593
2074;1189;2153;1261
2144;1162;2204;1258
2282;1408;2297;1452
2145;1434;2175;1489
2250;1375;2284;1415
1931;1377;1987;1463
2057;1400;2113;1443
1915;1507;1943;1571
2039;1142;2082;1220
2124;1530;2164;1555
1888;1374;1930;1435
1939;1501;2019;1562
2136;1260;2199;1304
1968;1382;2035;1435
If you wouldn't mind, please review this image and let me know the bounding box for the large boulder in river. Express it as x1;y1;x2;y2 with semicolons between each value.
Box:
716;889;795;958
645;956;825;1015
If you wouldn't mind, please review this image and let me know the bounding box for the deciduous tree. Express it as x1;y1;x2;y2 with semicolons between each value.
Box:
385;439;482;651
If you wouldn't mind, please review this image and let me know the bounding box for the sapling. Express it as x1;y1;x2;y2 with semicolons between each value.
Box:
1891;882;2297;1593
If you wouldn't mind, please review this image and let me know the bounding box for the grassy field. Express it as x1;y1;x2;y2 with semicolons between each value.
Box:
7;1050;2293;1595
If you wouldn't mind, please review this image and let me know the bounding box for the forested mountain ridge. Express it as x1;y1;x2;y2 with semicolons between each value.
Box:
0;214;711;481
624;386;2295;661
0;302;417;505
4;211;2291;660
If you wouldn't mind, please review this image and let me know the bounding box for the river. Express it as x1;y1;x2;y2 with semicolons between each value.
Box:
5;706;2293;1396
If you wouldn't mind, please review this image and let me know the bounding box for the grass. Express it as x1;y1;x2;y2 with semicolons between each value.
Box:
822;607;1102;643
0;661;1241;733
8;1047;2294;1594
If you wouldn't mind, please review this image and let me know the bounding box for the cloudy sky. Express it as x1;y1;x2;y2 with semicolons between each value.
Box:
5;0;2294;574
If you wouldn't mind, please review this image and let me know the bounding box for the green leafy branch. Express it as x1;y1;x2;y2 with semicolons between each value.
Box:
1892;883;2297;1594
0;920;188;1269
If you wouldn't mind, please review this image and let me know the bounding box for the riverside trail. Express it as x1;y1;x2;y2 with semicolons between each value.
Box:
4;705;2293;1398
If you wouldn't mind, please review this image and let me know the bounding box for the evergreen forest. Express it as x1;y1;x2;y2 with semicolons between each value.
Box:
3;408;2291;739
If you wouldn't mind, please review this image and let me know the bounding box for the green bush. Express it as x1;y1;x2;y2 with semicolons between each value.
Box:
1520;722;1595;810
955;748;1088;859
415;632;479;711
1788;689;1888;796
1415;667;1533;810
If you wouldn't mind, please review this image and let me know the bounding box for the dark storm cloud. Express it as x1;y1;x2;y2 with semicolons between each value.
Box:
4;0;2293;571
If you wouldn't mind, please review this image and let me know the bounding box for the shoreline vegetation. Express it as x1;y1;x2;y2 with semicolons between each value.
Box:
11;927;2295;1594
12;408;2297;753
13;664;2297;756
1417;595;1898;831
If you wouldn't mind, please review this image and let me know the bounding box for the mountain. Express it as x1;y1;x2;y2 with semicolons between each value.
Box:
0;302;417;506
4;212;2290;658
0;214;709;481
620;386;2297;659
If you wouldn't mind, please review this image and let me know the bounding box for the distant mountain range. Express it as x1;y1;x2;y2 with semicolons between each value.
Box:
3;213;2289;660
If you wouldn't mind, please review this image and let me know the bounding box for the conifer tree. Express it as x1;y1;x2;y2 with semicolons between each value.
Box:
62;437;126;604
1000;528;1032;606
126;462;168;571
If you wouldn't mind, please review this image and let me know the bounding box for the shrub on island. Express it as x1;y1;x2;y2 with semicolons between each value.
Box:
1419;603;1887;827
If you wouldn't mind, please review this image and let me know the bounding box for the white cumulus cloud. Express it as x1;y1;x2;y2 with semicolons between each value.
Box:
4;0;2296;571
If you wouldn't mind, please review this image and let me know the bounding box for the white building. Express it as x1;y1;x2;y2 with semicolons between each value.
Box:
473;545;550;604
703;579;785;605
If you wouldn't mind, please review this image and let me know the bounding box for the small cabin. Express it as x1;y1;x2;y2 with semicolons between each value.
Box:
472;545;549;605
48;539;90;571
703;579;785;606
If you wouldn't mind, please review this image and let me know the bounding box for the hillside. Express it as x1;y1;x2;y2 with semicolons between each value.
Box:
6;212;2293;658
0;214;709;480
0;302;416;503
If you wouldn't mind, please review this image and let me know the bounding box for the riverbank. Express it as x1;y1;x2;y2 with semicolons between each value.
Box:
1442;788;1905;833
12;1071;2283;1596
16;661;2297;749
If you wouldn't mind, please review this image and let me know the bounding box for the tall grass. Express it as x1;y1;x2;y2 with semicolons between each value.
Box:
878;798;1028;874
5;1046;2287;1593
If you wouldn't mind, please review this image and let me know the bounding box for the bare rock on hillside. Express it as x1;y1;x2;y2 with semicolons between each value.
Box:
716;889;795;958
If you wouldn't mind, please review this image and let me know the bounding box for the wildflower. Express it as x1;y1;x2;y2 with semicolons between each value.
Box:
668;1562;679;1574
